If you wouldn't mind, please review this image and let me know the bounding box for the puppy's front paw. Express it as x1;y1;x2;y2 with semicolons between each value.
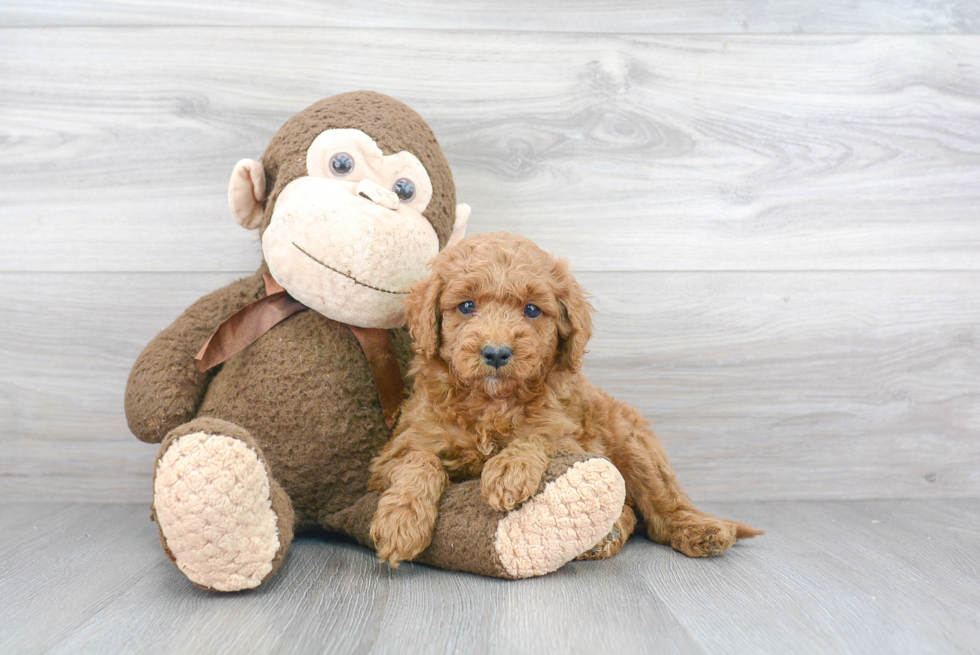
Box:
669;516;739;558
370;494;436;567
481;454;546;511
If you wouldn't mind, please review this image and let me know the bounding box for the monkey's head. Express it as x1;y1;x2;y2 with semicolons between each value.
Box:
227;91;469;329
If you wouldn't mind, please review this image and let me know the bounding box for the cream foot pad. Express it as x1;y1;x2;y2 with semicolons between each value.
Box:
154;433;280;591
493;458;626;578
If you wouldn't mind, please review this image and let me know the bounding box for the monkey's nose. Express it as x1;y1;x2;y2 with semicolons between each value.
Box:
481;346;513;369
356;178;400;211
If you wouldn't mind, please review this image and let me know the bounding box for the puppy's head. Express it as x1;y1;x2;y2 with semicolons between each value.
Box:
405;232;593;396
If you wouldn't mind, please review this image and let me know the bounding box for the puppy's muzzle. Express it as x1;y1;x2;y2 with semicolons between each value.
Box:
481;345;513;369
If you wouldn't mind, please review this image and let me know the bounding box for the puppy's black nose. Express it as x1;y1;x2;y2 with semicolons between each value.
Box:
482;345;513;369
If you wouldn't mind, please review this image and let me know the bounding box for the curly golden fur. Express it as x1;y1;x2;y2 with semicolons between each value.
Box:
369;232;763;567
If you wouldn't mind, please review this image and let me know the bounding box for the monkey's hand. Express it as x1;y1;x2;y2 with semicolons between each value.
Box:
125;275;264;443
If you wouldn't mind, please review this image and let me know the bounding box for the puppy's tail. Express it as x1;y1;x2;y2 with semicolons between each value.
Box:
734;521;765;539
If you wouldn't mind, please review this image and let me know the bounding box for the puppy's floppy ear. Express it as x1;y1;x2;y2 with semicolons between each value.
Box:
553;260;594;373
405;271;444;358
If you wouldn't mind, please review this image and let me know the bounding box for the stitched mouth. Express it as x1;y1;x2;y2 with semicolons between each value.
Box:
292;243;409;295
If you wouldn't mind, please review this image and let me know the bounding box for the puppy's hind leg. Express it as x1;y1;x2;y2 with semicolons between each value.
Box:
576;504;637;561
611;425;763;558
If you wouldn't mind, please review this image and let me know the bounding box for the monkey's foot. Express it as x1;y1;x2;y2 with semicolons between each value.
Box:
153;431;282;591
493;454;625;578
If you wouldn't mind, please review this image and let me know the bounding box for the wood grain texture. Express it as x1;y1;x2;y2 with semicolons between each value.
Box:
0;0;978;33
1;500;977;653
2;270;977;502
3;30;980;272
646;500;980;653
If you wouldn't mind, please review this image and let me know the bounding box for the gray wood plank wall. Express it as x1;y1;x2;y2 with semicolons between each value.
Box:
2;1;978;32
2;3;978;503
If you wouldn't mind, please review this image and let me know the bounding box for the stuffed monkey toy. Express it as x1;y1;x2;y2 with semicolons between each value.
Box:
125;91;627;591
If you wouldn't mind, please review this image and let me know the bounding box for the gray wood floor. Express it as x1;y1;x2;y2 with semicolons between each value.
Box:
2;500;978;654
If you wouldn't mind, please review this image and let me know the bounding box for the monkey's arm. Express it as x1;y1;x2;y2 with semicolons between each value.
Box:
124;274;264;443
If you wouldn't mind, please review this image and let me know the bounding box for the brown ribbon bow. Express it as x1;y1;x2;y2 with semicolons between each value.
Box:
194;274;405;428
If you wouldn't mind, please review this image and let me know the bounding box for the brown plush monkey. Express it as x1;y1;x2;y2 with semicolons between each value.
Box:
125;91;627;591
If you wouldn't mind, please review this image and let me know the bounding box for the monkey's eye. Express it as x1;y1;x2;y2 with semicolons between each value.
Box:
523;304;541;319
392;178;415;202
330;152;354;177
458;301;476;316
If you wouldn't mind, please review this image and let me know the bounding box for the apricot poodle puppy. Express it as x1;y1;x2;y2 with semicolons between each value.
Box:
369;232;762;567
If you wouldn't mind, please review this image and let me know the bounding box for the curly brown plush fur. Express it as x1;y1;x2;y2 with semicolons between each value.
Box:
369;232;763;566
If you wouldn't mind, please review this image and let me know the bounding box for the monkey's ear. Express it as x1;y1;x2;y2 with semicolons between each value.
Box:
447;203;470;249
228;158;267;230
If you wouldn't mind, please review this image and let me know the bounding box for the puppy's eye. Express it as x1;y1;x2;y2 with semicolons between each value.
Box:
458;301;476;315
330;152;354;177
523;304;541;319
392;178;415;202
